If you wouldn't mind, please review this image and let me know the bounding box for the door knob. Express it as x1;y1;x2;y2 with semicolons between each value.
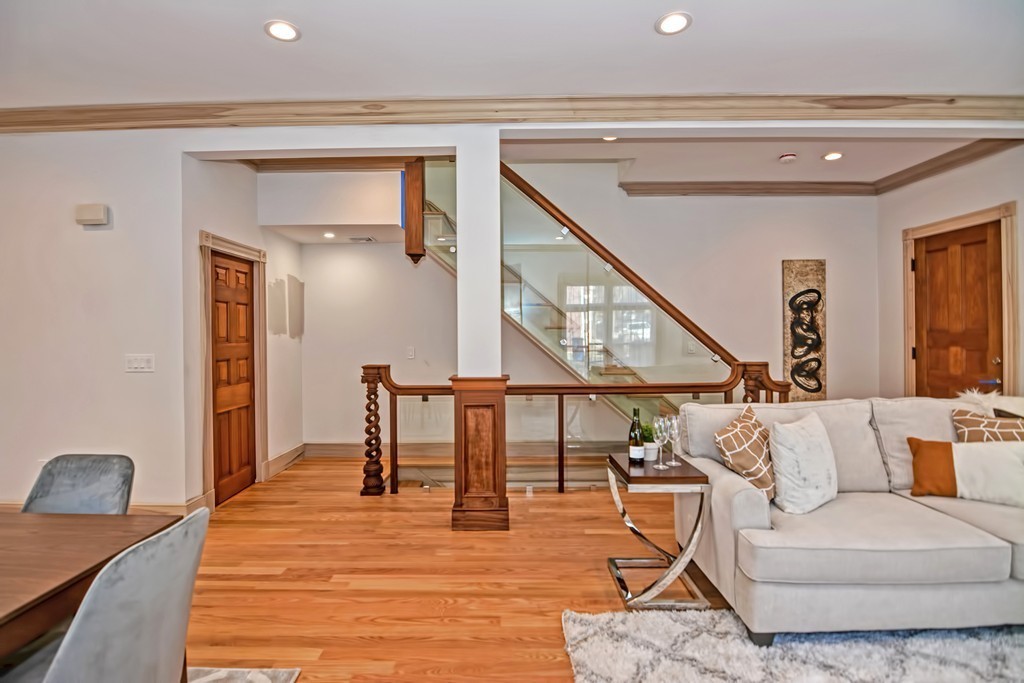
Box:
992;357;1003;365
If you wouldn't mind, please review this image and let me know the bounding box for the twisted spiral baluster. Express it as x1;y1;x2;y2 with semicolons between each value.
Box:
360;373;385;495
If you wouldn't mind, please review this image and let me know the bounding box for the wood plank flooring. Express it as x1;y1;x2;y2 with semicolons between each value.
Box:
186;457;721;682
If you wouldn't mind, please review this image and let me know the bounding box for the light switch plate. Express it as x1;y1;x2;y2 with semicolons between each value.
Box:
125;354;155;373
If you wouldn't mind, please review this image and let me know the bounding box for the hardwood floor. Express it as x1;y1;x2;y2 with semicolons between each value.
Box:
187;456;722;681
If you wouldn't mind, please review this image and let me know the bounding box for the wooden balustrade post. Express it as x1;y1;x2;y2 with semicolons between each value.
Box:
360;366;386;496
451;375;510;531
739;362;792;404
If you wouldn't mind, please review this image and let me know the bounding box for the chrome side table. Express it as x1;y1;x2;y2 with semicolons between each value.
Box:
607;453;711;610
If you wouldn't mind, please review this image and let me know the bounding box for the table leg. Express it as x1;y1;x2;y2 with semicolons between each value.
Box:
181;650;188;683
607;469;711;610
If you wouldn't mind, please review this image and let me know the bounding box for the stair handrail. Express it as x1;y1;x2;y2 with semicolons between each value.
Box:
500;162;741;366
360;363;789;495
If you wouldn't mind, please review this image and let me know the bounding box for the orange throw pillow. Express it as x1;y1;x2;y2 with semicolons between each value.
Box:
907;437;957;497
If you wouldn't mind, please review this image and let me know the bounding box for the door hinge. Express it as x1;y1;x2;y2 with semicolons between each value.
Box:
910;258;916;272
911;346;917;360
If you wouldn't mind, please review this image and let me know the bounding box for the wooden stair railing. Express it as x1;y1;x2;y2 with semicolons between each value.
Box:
360;363;789;496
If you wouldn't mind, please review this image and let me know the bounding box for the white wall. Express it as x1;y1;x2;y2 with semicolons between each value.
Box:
258;171;401;227
300;242;457;444
0;132;186;505
181;156;263;499
511;163;881;399
876;146;1024;397
264;231;304;457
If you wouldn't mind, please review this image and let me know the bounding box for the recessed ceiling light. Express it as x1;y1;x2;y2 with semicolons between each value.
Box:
555;236;565;240
264;20;301;42
822;152;843;161
449;246;457;253
778;153;798;164
655;12;692;35
437;237;446;242
602;136;618;142
323;232;335;239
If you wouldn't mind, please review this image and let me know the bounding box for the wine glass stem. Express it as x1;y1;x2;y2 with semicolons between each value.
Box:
658;444;664;468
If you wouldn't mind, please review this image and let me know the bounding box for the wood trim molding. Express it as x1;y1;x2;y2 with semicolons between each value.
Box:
500;163;740;365
620;140;1024;197
264;444;306;480
875;140;1024;194
1;95;1021;134
902;202;1018;396
247;156;418;173
200;230;267;263
620;181;877;196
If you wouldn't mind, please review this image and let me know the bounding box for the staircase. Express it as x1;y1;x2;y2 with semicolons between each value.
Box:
420;161;739;425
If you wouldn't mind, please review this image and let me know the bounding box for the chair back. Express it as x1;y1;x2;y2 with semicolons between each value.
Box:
22;454;134;514
43;508;210;683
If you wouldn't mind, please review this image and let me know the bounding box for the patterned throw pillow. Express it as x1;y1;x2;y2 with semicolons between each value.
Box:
714;405;775;500
952;409;1024;443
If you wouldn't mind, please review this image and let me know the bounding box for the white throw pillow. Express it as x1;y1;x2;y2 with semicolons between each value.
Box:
769;412;839;514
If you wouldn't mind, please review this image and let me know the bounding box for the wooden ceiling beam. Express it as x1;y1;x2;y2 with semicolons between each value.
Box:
0;95;1021;134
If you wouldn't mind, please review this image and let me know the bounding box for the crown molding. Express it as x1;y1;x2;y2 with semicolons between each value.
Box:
619;181;878;196
0;95;1021;134
873;138;1024;194
620;138;1024;197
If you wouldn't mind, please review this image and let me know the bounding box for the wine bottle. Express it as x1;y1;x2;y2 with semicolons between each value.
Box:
628;408;645;463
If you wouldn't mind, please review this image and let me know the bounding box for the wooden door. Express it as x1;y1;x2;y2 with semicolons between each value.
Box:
211;252;256;504
914;221;1003;397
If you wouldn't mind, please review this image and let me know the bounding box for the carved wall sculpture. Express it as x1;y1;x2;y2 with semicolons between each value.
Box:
783;260;826;401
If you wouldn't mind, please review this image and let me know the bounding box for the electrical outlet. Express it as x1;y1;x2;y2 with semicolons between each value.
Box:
125;354;155;373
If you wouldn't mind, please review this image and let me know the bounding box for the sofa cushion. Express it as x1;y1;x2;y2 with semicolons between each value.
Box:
871;397;988;491
770;413;837;514
737;492;1010;584
897;490;1024;580
681;400;888;492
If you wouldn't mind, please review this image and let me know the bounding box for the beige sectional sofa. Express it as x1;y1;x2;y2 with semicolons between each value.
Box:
673;397;1024;645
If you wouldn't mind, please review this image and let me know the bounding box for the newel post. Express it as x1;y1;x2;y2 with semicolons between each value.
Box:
360;365;386;495
739;362;791;404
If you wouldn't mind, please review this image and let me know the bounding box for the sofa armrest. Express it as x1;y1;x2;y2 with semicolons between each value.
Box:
674;455;771;606
687;455;772;533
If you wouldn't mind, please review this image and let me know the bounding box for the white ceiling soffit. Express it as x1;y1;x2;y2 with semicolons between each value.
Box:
501;138;972;182
264;225;405;245
1;1;1022;108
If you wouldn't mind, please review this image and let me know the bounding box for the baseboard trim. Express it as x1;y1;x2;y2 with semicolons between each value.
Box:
265;444;306;479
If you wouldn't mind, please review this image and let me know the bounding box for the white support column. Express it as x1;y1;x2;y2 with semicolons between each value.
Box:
454;129;503;377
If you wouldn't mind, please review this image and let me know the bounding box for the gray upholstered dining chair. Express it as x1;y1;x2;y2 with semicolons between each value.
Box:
0;508;210;683
21;454;135;514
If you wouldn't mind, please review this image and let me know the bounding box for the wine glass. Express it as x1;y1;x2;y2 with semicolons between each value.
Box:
665;415;684;467
652;417;670;471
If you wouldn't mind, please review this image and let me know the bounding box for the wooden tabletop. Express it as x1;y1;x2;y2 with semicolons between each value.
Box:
0;512;180;657
608;453;709;486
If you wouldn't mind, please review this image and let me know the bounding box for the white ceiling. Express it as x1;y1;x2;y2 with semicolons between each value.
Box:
502;138;973;182
1;1;1022;108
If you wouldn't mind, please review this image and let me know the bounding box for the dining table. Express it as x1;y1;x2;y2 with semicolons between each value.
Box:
0;511;181;659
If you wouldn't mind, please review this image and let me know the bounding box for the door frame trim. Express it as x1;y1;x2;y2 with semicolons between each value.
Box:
200;231;269;505
902;201;1018;396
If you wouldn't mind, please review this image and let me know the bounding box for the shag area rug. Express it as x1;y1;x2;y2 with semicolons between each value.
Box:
563;609;1024;682
187;668;300;683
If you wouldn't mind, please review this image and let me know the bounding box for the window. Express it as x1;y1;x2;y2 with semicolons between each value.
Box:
562;282;655;373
